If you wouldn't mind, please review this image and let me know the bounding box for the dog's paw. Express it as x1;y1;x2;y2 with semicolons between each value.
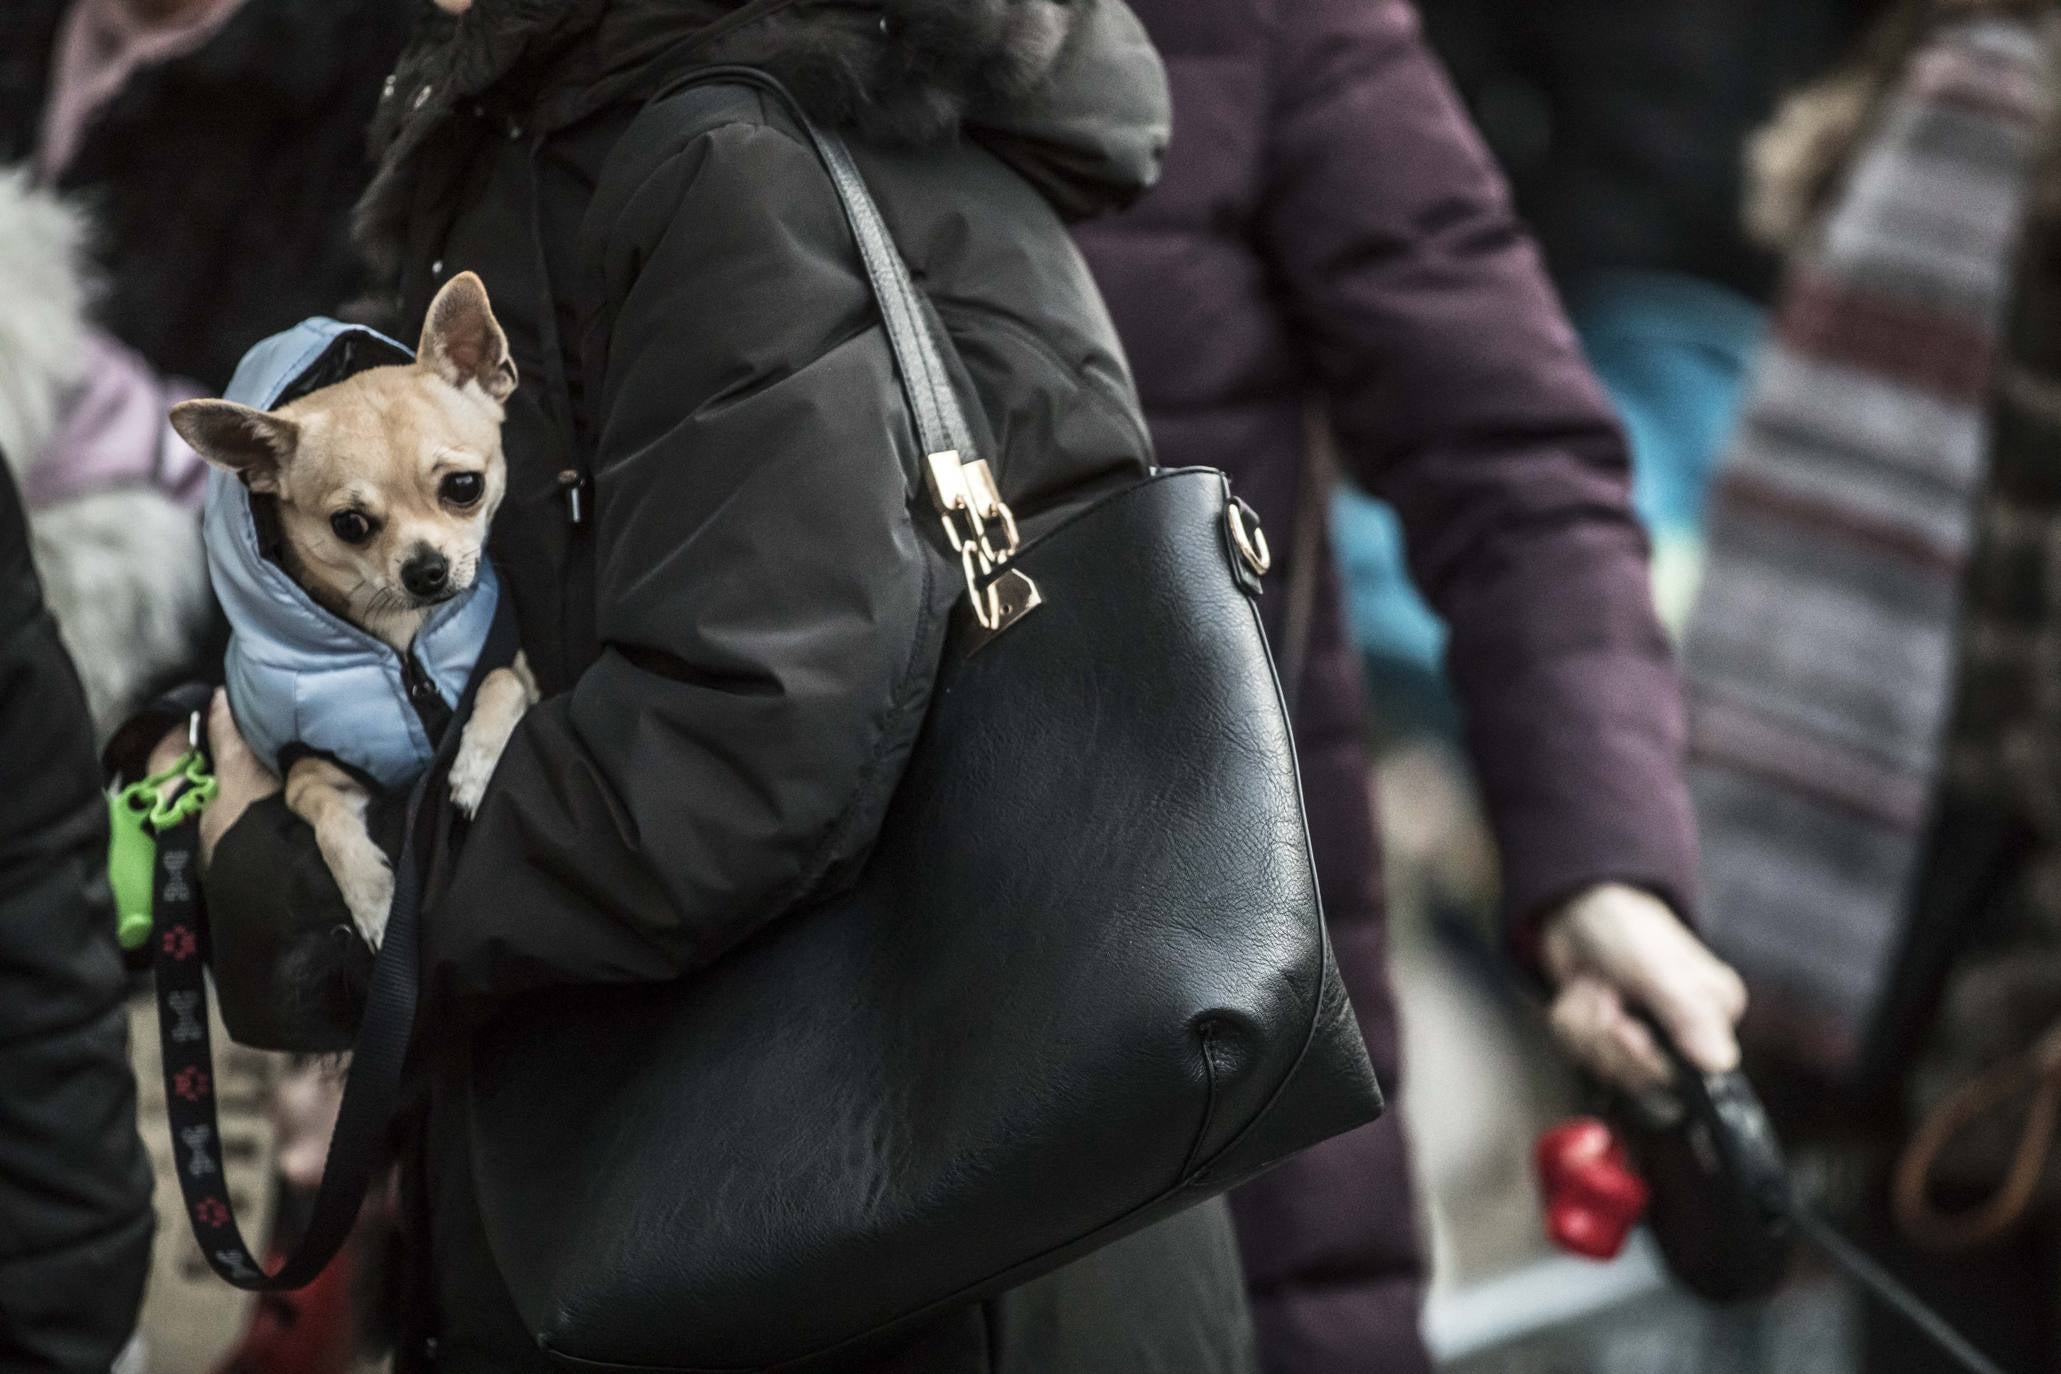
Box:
334;841;395;951
448;738;496;818
448;665;529;818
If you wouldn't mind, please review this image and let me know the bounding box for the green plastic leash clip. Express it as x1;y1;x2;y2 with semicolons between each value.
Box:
108;743;218;953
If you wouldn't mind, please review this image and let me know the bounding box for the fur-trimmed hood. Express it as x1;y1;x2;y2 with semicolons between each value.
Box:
1747;0;2061;252
357;0;1169;264
0;173;212;737
0;169;85;474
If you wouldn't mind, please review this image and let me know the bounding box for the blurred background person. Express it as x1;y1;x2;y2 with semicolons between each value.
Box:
0;168;154;1374
1074;1;1749;1369
1685;1;2061;1368
1;3;415;1368
0;0;415;732
1332;0;1893;706
1420;0;1893;623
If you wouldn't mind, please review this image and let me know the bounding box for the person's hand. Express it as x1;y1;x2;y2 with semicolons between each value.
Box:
1541;883;1746;1094
198;689;279;866
154;690;281;867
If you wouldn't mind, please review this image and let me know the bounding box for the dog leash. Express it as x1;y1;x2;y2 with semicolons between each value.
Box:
1674;1026;2011;1374
1787;1203;2006;1374
140;596;519;1290
143;718;431;1290
1544;1014;2012;1374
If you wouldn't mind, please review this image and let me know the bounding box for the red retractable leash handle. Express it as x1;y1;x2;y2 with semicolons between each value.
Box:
1536;1012;2009;1374
1535;1117;1647;1262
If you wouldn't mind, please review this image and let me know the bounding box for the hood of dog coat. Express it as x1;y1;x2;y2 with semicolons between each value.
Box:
203;317;502;793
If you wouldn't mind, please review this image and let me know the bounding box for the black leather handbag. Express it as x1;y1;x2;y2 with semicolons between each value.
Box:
463;74;1383;1372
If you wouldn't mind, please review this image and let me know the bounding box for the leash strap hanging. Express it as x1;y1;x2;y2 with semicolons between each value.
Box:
152;596;519;1290
154;799;424;1293
152;796;423;1290
1782;1199;2007;1374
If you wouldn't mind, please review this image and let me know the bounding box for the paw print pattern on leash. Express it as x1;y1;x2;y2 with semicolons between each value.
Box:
173;1066;211;1102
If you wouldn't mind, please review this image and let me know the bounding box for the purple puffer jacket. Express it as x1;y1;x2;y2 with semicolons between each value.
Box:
1075;0;1699;1368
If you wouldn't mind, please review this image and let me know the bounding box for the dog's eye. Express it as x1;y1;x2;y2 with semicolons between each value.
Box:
440;472;484;507
330;510;373;545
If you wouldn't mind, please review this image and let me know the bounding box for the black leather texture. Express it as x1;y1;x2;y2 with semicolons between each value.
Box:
463;70;1382;1372
468;471;1383;1371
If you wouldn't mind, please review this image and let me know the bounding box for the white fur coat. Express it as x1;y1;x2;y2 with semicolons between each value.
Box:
0;168;211;737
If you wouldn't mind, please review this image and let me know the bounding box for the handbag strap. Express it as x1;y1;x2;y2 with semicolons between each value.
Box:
811;126;976;463
154;593;520;1291
654;67;1030;627
1279;408;1335;717
664;66;973;465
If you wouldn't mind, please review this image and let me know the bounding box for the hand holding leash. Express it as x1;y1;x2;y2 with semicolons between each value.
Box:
1542;884;1747;1092
1539;1009;2010;1374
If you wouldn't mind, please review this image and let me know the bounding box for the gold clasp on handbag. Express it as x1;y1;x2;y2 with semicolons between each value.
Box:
926;450;1041;645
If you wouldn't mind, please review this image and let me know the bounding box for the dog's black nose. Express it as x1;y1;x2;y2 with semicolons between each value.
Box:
402;549;450;599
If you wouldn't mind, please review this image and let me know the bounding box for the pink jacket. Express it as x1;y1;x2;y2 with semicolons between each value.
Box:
24;0;244;512
25;327;205;511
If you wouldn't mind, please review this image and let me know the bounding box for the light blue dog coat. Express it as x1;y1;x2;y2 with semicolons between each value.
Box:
203;318;501;793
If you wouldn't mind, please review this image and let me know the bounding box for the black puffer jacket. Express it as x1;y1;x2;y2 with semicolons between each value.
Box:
208;2;1262;1368
0;460;153;1371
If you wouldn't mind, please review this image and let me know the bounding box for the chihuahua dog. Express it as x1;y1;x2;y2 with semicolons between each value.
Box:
171;272;535;947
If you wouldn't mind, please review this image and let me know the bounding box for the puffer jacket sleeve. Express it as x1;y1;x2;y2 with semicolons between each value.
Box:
0;462;154;1371
1260;0;1697;941
426;94;945;996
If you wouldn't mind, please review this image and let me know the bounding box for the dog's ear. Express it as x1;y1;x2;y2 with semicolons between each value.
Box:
170;400;298;493
419;270;517;403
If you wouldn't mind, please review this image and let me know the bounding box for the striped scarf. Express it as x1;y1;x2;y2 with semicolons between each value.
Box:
1685;14;2055;1076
